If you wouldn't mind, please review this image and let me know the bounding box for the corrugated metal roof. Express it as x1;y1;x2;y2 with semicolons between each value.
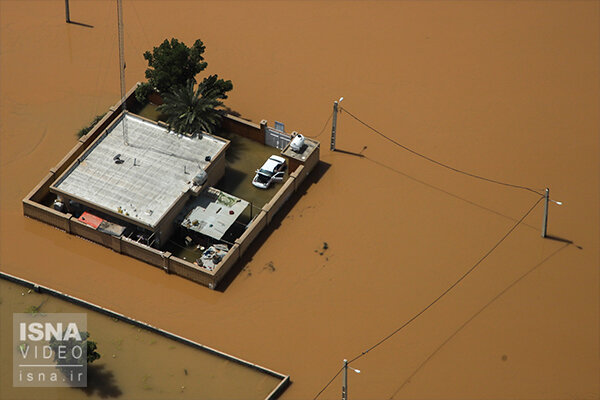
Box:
78;212;103;229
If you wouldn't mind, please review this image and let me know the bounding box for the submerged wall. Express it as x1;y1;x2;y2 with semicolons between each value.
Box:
0;271;290;400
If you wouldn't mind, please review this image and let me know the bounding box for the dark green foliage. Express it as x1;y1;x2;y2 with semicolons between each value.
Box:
157;79;232;135
135;82;154;104
86;339;101;364
197;74;233;101
48;331;101;370
77;113;107;138
135;38;233;134
141;38;208;95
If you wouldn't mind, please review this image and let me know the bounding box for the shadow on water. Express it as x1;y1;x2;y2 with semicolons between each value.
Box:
67;21;94;28
363;155;541;231
222;133;250;163
544;234;582;249
388;242;572;399
216;167;247;196
221;107;242;118
333;148;366;158
216;161;331;292
80;364;122;398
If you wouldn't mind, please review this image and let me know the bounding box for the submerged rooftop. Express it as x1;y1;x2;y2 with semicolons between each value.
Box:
52;113;227;227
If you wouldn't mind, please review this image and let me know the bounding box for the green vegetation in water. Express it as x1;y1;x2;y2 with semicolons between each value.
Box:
142;374;153;391
25;298;47;314
112;338;123;350
77;113;107;138
48;330;101;377
264;261;276;272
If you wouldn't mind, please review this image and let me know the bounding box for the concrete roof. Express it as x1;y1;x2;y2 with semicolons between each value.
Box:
53;113;227;228
180;188;248;240
281;136;319;162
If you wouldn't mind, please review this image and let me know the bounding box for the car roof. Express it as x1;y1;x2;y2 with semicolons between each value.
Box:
269;155;285;163
261;155;285;172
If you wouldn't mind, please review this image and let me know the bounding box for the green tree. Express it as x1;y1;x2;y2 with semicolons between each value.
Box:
136;38;208;102
48;331;101;366
157;77;232;135
47;330;100;386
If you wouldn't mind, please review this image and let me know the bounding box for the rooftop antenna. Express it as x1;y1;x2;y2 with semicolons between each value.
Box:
116;0;129;145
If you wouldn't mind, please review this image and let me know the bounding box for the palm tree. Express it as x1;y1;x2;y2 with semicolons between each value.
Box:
157;77;232;136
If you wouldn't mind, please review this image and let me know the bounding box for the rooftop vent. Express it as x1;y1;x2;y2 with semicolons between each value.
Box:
192;170;208;186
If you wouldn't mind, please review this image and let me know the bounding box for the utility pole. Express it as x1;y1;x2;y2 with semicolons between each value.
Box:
116;0;128;145
330;97;343;151
331;101;339;151
541;187;549;238
342;359;348;400
65;0;71;23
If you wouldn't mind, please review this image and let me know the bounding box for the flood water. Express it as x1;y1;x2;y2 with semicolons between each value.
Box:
1;1;598;400
0;279;282;400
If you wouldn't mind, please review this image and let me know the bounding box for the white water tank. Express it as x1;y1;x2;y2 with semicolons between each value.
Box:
290;134;305;152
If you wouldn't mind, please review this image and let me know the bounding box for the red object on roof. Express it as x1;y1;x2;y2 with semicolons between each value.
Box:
78;212;104;229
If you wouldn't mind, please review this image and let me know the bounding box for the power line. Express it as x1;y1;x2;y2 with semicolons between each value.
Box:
306;111;333;139
340;107;543;196
387;241;570;399
313;366;344;400
313;195;543;399
348;195;543;364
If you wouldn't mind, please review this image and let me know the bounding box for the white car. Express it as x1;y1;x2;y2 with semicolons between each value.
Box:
252;155;286;189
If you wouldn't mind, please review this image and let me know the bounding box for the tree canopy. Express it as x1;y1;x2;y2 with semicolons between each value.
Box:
157;78;232;135
49;331;101;366
135;37;233;134
141;38;208;95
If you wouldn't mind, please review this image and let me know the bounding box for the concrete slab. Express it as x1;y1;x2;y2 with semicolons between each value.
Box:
52;113;227;228
180;188;248;240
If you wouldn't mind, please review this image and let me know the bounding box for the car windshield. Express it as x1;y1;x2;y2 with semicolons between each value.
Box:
255;173;271;183
259;168;274;176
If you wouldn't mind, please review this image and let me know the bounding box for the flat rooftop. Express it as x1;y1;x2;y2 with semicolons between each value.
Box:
281;136;319;162
180;187;248;240
52;113;227;228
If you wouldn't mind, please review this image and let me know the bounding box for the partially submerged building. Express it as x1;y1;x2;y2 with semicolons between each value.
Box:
51;113;228;247
23;85;320;289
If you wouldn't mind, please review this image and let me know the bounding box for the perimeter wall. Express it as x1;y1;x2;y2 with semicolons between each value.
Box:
22;85;321;289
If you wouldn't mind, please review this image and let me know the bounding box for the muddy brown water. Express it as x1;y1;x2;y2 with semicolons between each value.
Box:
1;1;598;399
0;279;282;400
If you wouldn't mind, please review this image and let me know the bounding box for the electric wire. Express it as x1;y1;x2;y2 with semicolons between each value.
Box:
340;107;543;196
387;241;571;399
347;195;543;364
306;111;333;139
312;366;344;400
312;195;544;399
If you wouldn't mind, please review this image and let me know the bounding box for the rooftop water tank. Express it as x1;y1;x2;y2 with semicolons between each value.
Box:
290;134;305;153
